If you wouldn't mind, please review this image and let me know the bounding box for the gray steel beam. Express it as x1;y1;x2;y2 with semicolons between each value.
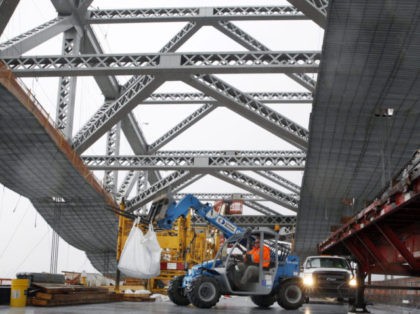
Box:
0;0;20;36
81;153;306;171
158;22;199;54
79;24;162;184
81;25;120;98
148;103;216;152
103;122;121;194
213;20;316;92
3;51;321;77
137;171;149;195
51;0;77;15
126;171;201;212
0;16;74;57
72;75;163;153
244;200;281;216
142;92;313;104
174;193;266;202
119;113;161;185
287;0;328;28
257;171;301;194
152;150;305;157
213;20;270;51
87;6;307;23
55;28;81;139
71;22;200;154
116;170;139;203
185;74;309;150
192;214;296;228
212;171;299;211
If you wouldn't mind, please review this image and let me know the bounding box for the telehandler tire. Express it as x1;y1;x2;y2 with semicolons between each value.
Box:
250;294;276;308
277;279;304;310
168;275;190;306
187;276;220;308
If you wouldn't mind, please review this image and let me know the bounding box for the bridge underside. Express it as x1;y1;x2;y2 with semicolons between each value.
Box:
296;0;420;259
319;151;420;276
0;70;118;274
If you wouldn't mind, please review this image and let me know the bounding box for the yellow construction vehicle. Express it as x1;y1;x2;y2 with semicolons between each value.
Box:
115;200;222;294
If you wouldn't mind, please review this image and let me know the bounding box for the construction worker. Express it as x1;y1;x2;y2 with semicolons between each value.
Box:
240;237;271;285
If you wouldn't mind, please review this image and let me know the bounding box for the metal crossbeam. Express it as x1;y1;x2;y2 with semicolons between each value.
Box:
244;201;282;216
126;171;202;212
257;171;301;194
3;51;321;77
82;152;306;171
116;170;138;202
0;16;74;57
185;74;309;150
87;6;307;23
152;150;306;157
214;20;316;91
81;25;121;98
158;21;199;54
174;193;266;202
142;92;313;104
103;123;121;194
0;0;20;36
119;22;201;184
213;171;299;211
72;75;162;152
287;0;328;28
120;113;161;185
192;214;296;228
55;28;80;139
71;22;199;154
148;104;216;152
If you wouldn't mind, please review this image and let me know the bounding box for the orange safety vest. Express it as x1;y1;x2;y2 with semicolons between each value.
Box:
247;245;271;268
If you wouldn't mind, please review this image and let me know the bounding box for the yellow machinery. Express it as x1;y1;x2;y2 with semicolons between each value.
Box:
116;206;221;294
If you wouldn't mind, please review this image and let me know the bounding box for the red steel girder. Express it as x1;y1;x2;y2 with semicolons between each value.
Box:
375;223;420;271
344;238;370;273
357;233;410;274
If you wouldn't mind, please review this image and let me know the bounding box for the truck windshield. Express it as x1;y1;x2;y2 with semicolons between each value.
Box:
306;257;349;269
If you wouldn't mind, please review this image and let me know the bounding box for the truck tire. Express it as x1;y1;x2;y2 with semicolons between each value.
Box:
277;280;304;310
187;276;221;308
250;294;276;308
168;276;190;306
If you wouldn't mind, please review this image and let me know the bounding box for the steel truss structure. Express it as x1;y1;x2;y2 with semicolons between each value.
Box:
0;0;328;274
81;151;306;171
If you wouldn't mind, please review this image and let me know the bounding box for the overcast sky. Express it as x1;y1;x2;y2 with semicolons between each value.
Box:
0;0;323;278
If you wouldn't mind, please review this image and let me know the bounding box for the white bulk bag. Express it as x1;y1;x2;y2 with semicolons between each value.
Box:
118;219;161;279
143;224;162;277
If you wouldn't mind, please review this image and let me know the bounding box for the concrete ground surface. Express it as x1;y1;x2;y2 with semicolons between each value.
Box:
0;297;419;314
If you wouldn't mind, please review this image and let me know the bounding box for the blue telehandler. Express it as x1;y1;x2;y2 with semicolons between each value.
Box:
148;194;303;310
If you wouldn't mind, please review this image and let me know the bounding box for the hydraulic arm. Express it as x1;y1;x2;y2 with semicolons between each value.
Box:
151;194;244;239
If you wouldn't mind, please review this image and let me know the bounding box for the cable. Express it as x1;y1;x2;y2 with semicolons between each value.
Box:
9;229;51;277
12;195;21;213
0;204;30;259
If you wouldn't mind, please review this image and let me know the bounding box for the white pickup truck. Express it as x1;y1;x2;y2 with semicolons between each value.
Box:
301;255;357;303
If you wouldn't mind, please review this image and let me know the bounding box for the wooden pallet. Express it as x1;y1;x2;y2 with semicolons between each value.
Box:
30;283;121;307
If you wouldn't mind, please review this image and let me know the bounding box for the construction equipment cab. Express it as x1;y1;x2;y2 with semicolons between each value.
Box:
149;194;304;310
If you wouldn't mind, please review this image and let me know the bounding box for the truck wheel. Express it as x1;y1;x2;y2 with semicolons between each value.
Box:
277;280;304;310
187;276;221;308
168;276;190;306
250;294;276;308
